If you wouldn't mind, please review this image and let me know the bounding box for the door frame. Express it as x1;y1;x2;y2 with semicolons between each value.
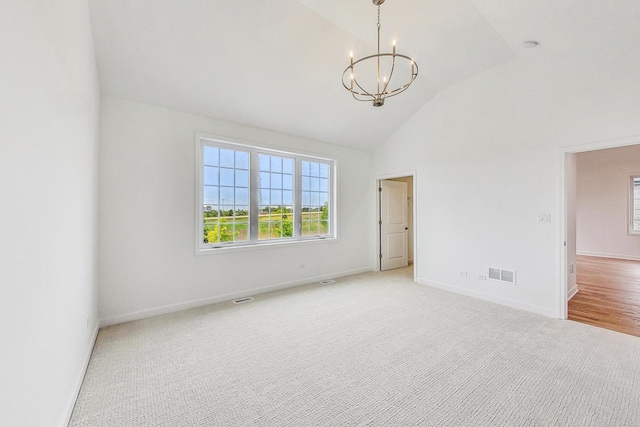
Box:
559;135;640;319
374;171;417;282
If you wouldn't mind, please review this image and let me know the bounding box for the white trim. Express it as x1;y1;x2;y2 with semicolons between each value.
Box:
559;133;640;322
628;175;640;235
417;277;558;319
558;152;569;319
197;235;339;255
62;324;99;426
372;170;417;283
567;284;579;301
577;251;640;262
99;266;373;328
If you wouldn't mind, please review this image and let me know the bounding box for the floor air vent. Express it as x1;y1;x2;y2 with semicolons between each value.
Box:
488;268;517;285
232;297;254;304
319;279;336;285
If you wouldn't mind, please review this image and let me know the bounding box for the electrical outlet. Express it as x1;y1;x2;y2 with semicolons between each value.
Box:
459;271;467;277
537;213;551;223
477;274;487;280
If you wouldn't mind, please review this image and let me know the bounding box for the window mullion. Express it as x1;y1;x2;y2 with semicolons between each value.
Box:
249;150;260;241
294;158;302;237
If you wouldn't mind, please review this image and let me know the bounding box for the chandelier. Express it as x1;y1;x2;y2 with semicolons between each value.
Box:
342;0;418;107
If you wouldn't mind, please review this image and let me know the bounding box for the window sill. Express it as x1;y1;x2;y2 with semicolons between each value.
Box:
195;236;338;256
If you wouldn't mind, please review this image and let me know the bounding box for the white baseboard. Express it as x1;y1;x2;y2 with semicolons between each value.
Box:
63;324;99;426
577;251;640;261
416;277;559;319
99;266;374;328
567;284;579;301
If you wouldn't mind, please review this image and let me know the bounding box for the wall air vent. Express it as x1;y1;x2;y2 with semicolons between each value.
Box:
232;297;254;304
488;268;501;281
488;268;517;285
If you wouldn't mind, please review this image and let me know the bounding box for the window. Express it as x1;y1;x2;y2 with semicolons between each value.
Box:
197;135;335;251
630;176;640;234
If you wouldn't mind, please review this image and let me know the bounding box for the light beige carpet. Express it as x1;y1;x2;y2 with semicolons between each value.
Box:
70;268;640;426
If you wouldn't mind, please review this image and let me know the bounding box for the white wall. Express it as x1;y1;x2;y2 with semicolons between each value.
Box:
99;97;373;324
0;1;100;426
576;145;640;260
372;48;640;318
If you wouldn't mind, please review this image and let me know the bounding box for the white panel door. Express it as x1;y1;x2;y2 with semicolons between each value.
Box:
380;180;408;271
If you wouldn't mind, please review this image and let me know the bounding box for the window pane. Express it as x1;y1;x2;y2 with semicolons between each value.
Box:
302;161;310;176
320;220;329;235
270;156;282;173
309;162;319;177
204;186;219;205
259;172;270;188
203;147;219;166
310;192;320;207
204;166;219;186
319;178;328;192
271;190;282;205
302;176;310;191
235;188;249;205
283;190;293;205
220;168;234;186
259;189;270;205
236;151;249;169
220;187;234;203
283;158;294;174
319;163;329;178
235;170;249;187
310;177;319;191
220;149;234;168
283;174;293;190
271;173;282;189
258;154;269;171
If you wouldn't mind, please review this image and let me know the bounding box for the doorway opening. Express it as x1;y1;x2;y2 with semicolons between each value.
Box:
562;141;640;336
376;173;416;280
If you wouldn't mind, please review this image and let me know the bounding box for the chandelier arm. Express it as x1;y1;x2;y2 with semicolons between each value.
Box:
341;62;379;99
380;74;417;98
353;76;376;99
342;53;417;100
381;54;397;95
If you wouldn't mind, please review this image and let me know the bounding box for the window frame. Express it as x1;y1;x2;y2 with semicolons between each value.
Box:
195;133;337;254
629;175;640;235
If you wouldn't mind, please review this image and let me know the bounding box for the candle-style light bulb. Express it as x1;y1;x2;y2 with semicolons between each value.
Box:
392;39;396;55
350;51;354;66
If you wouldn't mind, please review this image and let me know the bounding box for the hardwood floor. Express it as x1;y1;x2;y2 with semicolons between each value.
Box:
568;255;640;337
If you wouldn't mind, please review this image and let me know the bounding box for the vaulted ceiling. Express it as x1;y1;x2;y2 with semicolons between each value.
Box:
88;0;640;151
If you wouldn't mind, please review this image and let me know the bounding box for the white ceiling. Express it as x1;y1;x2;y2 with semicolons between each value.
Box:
87;0;640;151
